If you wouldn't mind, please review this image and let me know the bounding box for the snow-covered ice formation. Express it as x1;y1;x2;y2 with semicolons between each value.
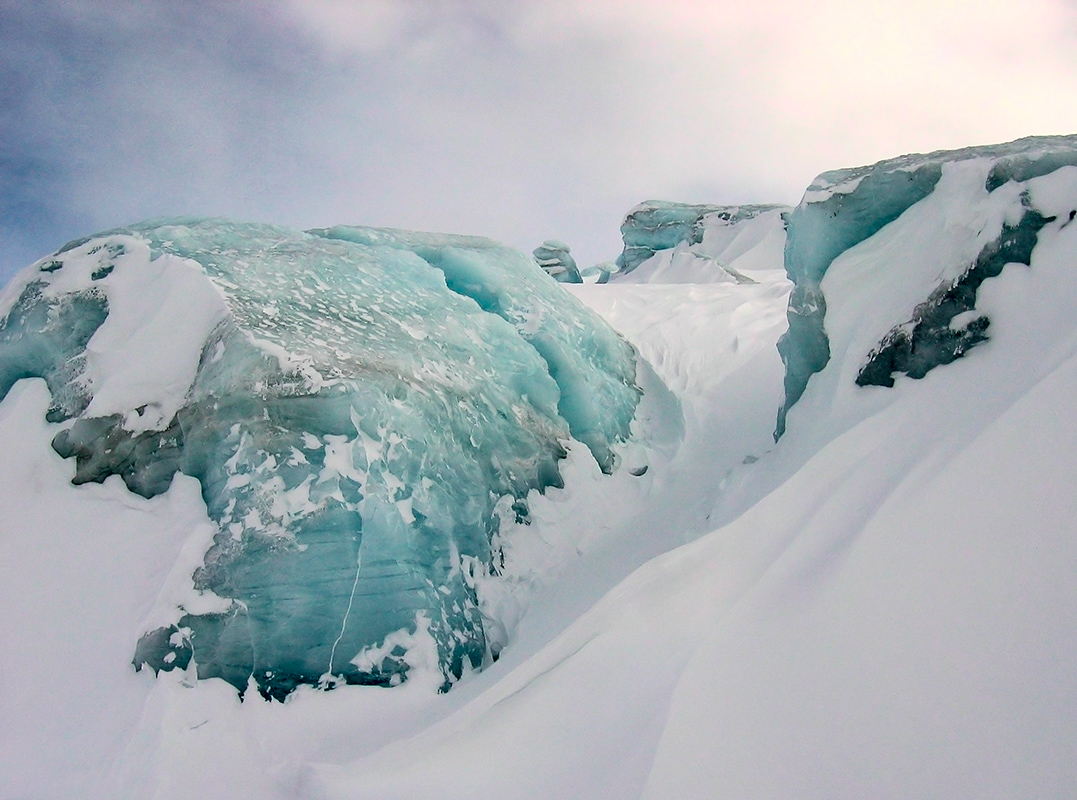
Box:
303;134;1077;800
531;239;582;284
4;134;1077;799
775;134;1077;437
615;200;788;281
0;219;640;699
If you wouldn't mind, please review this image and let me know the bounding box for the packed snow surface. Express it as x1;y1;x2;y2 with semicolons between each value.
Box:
3;134;1077;798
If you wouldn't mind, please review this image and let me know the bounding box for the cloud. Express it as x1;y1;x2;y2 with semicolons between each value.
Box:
278;0;1077;249
0;2;333;273
3;0;1077;282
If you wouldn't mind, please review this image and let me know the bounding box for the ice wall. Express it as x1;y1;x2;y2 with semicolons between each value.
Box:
0;219;640;699
775;135;1077;438
614;203;788;285
532;239;583;284
312;225;637;470
616;201;786;277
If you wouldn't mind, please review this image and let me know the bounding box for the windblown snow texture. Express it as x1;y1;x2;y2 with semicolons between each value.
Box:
775;134;1077;438
0;219;640;699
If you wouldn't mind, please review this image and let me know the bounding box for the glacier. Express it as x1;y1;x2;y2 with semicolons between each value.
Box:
0;219;640;699
775;134;1077;437
615;200;787;278
6;133;1077;800
305;135;1077;800
531;239;582;284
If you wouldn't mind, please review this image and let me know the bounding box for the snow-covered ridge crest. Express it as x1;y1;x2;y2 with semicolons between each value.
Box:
0;218;643;700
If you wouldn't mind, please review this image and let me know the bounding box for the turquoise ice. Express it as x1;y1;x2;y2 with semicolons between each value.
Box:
616;201;785;275
532;239;582;284
775;134;1077;438
0;219;640;699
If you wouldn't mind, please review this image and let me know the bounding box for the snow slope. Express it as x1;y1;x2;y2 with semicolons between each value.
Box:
4;136;1077;798
311;142;1077;798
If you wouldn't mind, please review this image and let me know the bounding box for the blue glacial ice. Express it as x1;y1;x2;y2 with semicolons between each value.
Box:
312;225;636;469
775;134;1077;438
0;219;640;699
616;201;786;276
532;239;582;284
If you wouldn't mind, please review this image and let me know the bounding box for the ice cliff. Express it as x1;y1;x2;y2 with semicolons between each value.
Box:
775;134;1077;437
614;201;788;285
7;134;1077;799
532;239;582;284
304;133;1077;800
0;219;640;698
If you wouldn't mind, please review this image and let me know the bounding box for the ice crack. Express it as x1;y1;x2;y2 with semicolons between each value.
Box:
326;549;362;681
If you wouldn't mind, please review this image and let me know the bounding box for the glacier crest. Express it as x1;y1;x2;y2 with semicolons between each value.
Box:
616;201;785;276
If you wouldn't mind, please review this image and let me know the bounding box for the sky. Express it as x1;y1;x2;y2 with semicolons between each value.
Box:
3;0;1077;284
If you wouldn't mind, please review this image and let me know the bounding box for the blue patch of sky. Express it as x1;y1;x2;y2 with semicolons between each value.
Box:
0;2;660;285
0;1;330;281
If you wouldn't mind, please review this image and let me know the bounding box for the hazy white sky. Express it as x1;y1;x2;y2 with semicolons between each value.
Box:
3;0;1077;280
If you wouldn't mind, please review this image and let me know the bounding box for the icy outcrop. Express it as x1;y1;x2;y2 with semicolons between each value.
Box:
0;219;640;698
616;201;724;274
313;225;636;468
775;135;1077;438
580;261;617;284
856;206;1054;387
532;239;582;284
615;201;786;278
614;202;787;284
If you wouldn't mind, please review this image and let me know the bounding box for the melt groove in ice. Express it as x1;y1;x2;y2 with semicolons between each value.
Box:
0;218;640;699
